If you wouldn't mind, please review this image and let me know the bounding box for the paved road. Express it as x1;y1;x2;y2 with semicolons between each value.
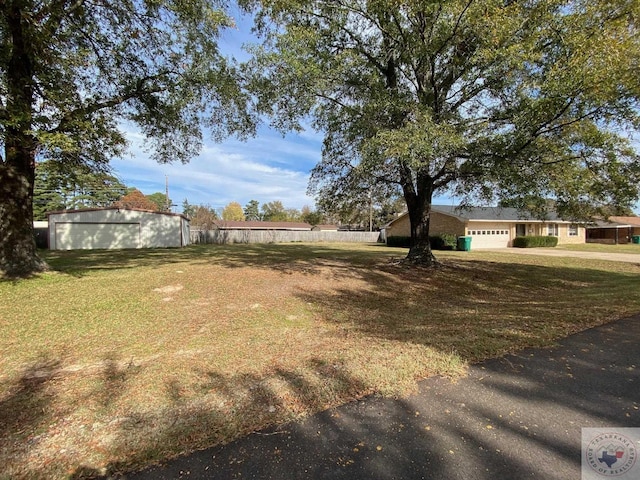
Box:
118;315;640;480
483;248;640;264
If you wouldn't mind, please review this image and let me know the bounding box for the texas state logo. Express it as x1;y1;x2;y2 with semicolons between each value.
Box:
582;429;639;479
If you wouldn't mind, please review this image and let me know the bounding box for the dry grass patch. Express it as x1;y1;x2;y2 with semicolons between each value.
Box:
1;243;639;478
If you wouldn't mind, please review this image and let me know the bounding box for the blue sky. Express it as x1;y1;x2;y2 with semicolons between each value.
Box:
111;125;322;212
111;8;326;213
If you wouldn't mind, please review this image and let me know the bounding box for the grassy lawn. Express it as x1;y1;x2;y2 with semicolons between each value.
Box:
2;243;640;478
557;243;640;254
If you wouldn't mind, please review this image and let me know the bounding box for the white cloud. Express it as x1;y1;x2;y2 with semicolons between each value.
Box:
111;126;319;212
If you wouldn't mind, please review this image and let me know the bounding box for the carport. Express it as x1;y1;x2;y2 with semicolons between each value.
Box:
586;220;633;244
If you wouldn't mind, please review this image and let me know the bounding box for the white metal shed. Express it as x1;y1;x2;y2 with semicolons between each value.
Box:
47;207;190;250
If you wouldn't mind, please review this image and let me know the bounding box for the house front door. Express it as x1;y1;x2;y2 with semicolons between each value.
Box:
516;224;526;237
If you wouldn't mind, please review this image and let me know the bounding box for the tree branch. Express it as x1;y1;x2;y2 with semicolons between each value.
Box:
48;73;169;134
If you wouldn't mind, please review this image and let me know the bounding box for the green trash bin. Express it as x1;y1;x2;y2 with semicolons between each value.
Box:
457;236;472;251
632;235;640;244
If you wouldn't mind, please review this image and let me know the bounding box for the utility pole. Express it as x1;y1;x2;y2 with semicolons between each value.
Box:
165;175;171;212
369;190;373;232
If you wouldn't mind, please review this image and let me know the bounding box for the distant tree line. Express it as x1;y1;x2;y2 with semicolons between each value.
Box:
183;197;407;231
33;161;170;220
182;198;317;227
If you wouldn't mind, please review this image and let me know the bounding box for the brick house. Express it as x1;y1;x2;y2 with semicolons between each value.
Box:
384;205;585;248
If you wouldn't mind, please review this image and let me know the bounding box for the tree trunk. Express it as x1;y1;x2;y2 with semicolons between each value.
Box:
0;162;46;277
0;0;47;277
402;174;438;266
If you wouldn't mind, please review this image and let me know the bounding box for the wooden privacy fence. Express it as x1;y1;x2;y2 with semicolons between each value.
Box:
190;229;382;245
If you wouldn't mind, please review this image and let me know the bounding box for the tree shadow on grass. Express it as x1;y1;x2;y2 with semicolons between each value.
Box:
41;247;211;277
40;243;391;278
0;351;148;479
293;257;640;361
94;354;144;409
0;357;60;478
0;358;59;434
68;358;370;479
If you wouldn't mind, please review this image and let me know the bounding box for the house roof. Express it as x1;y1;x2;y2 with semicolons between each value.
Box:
312;224;339;230
386;205;572;227
609;216;640;227
46;206;190;221
431;205;570;221
586;216;639;229
212;220;313;231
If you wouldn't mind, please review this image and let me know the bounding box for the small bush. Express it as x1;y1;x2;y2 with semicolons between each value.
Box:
387;236;411;248
386;234;458;250
430;233;458;250
513;236;559;248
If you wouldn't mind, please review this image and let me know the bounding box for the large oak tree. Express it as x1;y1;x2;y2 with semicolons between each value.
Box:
0;0;252;276
243;0;640;265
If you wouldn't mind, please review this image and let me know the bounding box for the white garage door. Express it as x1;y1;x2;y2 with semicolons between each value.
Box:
468;228;510;249
55;222;141;250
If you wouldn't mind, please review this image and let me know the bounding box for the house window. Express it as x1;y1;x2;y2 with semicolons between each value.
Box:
548;224;559;236
568;224;578;236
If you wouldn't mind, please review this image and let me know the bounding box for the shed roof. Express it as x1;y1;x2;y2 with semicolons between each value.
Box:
46;206;190;221
311;224;339;231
